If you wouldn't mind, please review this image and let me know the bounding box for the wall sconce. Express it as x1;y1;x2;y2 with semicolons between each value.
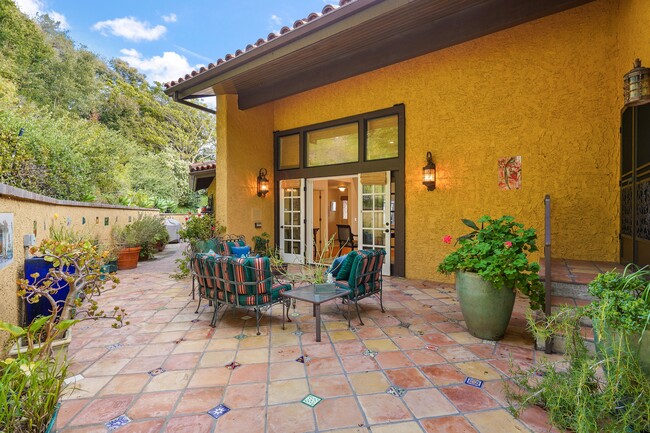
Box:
338;186;346;192
422;151;436;191
624;58;650;106
257;168;269;197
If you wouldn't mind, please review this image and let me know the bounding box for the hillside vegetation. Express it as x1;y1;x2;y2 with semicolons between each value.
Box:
0;1;215;211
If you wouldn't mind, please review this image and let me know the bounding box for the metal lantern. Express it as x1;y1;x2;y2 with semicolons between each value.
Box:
422;151;436;191
257;168;269;197
624;58;650;106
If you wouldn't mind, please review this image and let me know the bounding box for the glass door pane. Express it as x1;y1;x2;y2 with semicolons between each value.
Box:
358;171;390;275
279;179;305;264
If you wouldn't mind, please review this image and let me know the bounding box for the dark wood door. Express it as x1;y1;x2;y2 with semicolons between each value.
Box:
621;103;650;265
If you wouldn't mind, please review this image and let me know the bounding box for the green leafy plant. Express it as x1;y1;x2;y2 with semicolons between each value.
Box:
437;215;544;310
128;215;169;259
252;232;270;255
585;265;650;334
0;325;67;433
178;213;224;244
171;214;225;279
507;306;650;433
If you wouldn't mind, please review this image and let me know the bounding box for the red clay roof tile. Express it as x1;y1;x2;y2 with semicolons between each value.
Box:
189;161;216;173
164;2;353;90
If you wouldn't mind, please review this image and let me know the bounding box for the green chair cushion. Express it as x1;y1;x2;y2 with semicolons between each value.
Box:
336;251;358;281
348;250;372;287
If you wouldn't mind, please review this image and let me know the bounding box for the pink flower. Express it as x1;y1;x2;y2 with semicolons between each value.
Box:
443;235;452;244
185;217;188;221
504;241;512;248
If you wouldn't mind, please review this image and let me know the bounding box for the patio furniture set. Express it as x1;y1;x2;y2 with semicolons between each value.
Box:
190;243;386;340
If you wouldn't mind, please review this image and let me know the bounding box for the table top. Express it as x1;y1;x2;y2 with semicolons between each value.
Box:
281;283;350;305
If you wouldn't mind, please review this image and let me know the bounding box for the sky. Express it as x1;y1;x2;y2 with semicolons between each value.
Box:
13;0;331;86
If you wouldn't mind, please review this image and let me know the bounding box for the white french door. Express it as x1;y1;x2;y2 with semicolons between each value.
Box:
358;171;391;275
279;179;305;264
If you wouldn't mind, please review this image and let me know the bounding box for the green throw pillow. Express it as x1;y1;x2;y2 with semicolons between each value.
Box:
336;251;358;281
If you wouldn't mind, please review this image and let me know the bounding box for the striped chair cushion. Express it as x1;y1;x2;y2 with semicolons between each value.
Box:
243;256;272;294
228;282;290;306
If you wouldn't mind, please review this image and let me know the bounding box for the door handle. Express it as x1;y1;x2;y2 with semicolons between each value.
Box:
280;225;284;229
385;229;389;233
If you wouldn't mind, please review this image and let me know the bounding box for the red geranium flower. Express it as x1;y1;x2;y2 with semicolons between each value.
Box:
443;235;452;244
504;241;512;248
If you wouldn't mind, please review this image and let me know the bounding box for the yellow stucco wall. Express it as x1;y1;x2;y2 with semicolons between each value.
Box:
215;94;275;244
617;0;650;98
0;191;159;330
215;0;650;280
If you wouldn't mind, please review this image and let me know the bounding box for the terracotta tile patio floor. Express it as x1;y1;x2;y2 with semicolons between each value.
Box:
57;244;564;433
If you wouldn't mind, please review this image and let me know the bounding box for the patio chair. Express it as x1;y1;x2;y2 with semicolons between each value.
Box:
190;254;226;326
215;234;250;256
217;256;293;334
333;249;385;325
336;224;357;256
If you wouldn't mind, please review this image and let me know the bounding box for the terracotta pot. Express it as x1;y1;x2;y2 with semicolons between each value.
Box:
117;247;141;270
455;271;515;341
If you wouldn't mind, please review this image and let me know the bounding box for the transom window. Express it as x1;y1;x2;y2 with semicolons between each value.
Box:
275;107;403;171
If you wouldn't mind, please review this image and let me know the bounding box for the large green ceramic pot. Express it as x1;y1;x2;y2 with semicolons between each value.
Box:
456;271;516;341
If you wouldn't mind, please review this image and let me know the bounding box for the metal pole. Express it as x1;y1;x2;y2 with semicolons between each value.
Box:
544;195;552;354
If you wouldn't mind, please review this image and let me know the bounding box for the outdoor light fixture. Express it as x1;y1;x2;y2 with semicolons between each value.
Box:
624;58;650;106
422;151;436;191
338;186;346;192
257;168;269;197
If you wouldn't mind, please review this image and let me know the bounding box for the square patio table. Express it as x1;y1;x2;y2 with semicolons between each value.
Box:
281;284;351;342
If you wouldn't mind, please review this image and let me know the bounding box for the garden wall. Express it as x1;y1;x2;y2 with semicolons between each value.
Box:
0;183;159;332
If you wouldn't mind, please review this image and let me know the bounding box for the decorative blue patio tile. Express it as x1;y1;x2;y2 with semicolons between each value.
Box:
293;330;304;336
147;368;165;377
349;326;359;333
105;343;122;351
289;312;300;318
425;344;439;351
225;361;241;370
207;404;231;420
106;415;131;431
398;321;411;328
464;377;484;388
191;318;200;323
362;349;378;358
296;355;311;364
481;339;496;345
386;385;407;397
241;315;252;320
301;394;323;407
234;334;247;340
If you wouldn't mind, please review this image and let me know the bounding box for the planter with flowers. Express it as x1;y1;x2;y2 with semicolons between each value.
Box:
438;215;544;340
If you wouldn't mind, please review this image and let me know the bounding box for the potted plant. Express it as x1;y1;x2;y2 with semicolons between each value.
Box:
438;215;544;340
506;267;650;432
179;213;224;253
0;238;127;432
126;215;168;260
111;224;141;270
171;215;225;280
252;232;271;255
587;266;650;376
0;321;67;433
